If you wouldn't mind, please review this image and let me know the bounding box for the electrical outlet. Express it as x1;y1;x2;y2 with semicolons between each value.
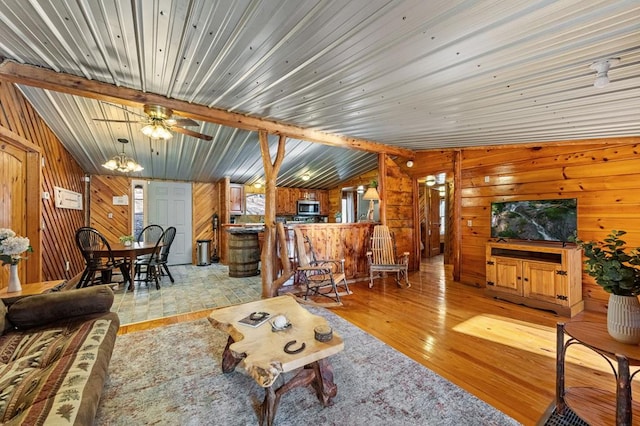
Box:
467;220;473;227
484;176;490;183
108;212;113;219
65;260;70;271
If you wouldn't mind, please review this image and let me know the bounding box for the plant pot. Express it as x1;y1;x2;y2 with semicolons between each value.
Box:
607;294;640;344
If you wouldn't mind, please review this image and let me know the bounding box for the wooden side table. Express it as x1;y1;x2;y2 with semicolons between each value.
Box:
0;279;66;298
556;321;640;425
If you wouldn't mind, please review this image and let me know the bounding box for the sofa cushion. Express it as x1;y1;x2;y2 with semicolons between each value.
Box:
0;315;118;425
7;286;113;329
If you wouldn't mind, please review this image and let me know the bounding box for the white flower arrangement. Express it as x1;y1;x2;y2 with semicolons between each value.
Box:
0;228;32;265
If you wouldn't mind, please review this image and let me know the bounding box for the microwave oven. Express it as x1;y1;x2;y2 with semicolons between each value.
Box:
297;200;320;216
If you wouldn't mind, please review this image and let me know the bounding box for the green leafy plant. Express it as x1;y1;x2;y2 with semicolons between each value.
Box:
576;230;640;296
119;235;135;244
334;211;342;219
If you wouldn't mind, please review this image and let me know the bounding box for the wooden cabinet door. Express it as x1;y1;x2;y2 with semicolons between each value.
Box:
494;257;522;296
523;260;563;305
230;184;244;214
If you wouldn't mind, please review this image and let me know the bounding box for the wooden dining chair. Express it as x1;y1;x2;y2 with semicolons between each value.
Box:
367;225;410;288
75;227;131;288
151;226;177;284
293;228;349;304
133;228;166;290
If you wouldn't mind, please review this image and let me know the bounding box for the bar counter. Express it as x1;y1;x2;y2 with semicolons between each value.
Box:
285;222;376;281
221;222;376;282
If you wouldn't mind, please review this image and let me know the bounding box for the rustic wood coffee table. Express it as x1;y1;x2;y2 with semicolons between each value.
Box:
208;294;344;426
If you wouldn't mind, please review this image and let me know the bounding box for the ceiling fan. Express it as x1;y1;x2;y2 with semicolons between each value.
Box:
93;103;213;141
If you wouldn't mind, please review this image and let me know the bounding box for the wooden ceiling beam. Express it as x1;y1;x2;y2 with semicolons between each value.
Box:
0;60;414;159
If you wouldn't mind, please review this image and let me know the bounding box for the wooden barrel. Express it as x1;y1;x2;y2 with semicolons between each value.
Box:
228;231;260;277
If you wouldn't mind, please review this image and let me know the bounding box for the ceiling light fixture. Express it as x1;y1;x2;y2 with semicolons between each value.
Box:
102;138;143;173
406;160;414;168
301;173;311;181
253;182;262;189
141;121;173;140
590;58;620;88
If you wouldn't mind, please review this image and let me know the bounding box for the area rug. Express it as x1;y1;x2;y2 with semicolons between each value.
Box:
94;307;520;425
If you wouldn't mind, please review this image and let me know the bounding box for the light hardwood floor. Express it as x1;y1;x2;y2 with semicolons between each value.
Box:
118;256;629;426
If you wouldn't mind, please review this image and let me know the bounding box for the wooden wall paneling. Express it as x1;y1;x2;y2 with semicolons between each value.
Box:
89;175;131;243
455;137;640;313
0;81;84;283
220;178;230;264
192;182;217;265
384;156;416;270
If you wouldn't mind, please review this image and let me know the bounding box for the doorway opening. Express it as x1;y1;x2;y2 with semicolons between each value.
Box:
419;173;449;266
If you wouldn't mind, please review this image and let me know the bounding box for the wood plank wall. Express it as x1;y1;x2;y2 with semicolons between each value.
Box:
0;81;85;284
89;175;131;243
384;156;417;270
411;137;640;313
89;176;220;266
193;182;217;264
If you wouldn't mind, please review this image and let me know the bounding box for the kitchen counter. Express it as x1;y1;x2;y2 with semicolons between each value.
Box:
284;222;376;281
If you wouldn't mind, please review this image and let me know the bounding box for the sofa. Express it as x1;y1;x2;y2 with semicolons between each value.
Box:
0;285;119;425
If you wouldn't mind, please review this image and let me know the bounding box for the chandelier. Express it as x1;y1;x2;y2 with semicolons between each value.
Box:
141;120;173;140
102;138;143;173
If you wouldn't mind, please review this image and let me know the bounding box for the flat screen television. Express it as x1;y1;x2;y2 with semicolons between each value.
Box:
490;198;577;243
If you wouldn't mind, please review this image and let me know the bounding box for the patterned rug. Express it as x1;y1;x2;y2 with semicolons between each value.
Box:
95;307;520;425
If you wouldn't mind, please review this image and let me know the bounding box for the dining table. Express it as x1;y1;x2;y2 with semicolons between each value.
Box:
91;241;162;291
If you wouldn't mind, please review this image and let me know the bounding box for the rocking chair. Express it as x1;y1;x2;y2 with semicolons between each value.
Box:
293;228;350;304
367;225;410;288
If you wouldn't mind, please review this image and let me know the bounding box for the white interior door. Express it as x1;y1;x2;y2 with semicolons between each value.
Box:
148;181;192;265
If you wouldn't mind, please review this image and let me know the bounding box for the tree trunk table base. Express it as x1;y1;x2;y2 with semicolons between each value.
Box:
209;295;344;426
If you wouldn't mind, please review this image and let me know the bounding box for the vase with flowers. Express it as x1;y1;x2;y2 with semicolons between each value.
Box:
0;228;33;292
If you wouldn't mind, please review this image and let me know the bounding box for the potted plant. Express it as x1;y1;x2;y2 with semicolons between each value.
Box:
334;211;342;223
119;235;135;246
577;230;640;343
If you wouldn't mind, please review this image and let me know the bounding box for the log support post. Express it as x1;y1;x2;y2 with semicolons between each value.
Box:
259;130;286;298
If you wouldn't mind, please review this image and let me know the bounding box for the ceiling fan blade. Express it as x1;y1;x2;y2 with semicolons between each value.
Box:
93;119;142;124
166;117;199;127
172;126;213;141
100;102;148;119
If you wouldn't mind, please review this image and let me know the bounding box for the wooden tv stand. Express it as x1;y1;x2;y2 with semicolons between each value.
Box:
485;241;584;317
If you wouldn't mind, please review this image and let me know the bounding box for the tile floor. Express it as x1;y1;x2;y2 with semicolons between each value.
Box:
110;263;262;325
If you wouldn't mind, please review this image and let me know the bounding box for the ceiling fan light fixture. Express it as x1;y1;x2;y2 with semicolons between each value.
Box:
141;122;173;140
590;58;620;88
102;138;143;173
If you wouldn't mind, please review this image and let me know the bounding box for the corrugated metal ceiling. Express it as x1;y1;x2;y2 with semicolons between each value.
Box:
0;0;638;187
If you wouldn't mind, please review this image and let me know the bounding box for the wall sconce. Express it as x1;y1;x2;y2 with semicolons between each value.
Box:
426;175;437;186
357;185;365;194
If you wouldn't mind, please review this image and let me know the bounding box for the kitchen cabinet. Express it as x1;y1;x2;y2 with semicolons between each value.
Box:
229;184;244;214
276;187;329;215
485;241;584;317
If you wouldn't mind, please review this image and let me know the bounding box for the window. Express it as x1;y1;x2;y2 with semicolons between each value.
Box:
133;184;144;238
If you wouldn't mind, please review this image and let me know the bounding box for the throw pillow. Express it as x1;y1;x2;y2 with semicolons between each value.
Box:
0;302;10;335
7;286;114;329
